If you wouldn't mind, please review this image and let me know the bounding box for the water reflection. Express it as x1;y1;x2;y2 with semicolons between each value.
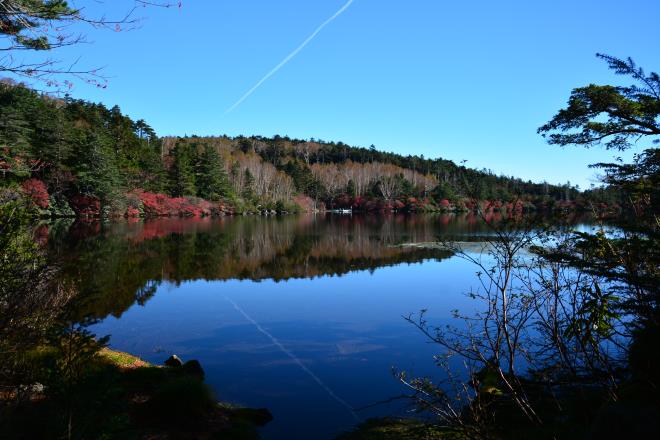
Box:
44;213;591;439
49;214;484;319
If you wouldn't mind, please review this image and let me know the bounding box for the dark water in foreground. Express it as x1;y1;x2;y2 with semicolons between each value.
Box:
45;213;589;439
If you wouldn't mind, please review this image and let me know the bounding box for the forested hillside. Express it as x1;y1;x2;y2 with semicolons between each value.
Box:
0;82;612;218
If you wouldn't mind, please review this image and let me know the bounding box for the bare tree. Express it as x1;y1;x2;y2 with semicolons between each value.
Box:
403;219;543;427
311;163;347;201
398;208;630;438
377;175;398;200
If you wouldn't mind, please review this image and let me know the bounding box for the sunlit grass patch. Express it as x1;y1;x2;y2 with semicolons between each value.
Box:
337;418;460;440
97;347;151;369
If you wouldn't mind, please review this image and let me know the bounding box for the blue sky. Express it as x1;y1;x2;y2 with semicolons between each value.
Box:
51;0;660;187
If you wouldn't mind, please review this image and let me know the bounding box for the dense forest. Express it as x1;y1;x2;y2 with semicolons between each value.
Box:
0;82;614;219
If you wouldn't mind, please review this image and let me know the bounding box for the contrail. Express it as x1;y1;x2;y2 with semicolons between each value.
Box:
225;296;360;422
224;0;356;114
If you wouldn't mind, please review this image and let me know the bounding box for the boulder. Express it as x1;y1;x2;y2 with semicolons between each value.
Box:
182;359;205;380
164;354;183;367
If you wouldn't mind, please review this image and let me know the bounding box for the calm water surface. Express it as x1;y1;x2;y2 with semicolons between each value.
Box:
45;213;589;439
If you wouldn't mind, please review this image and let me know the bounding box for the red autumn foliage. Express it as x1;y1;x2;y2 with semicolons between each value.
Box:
332;196;414;212
404;197;424;211
351;196;366;209
126;217;214;243
69;194;101;217
388;199;406;211
128;190;230;218
21;178;49;209
404;197;419;211
126;206;141;218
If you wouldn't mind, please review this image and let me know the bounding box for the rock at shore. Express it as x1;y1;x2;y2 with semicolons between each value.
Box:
164;354;183;367
182;359;205;380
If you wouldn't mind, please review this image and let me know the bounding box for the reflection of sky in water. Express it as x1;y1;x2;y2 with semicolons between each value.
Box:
91;257;478;439
78;214;597;439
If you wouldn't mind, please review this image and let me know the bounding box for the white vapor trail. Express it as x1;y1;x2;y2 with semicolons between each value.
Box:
225;296;360;422
224;0;355;114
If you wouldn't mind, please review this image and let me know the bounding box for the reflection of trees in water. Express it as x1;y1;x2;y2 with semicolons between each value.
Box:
49;214;467;320
47;213;593;321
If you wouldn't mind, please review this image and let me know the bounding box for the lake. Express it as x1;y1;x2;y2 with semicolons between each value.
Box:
44;213;589;439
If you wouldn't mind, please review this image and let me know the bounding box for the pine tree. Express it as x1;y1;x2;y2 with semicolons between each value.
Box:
195;144;231;201
346;179;356;197
31;98;70;186
72;131;120;201
132;120;164;192
138;146;166;193
0;85;34;178
168;143;196;197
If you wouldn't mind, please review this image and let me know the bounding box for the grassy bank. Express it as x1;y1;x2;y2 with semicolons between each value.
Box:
336;418;460;440
1;347;272;439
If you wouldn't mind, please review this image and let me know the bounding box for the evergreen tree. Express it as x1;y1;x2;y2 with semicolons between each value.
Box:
540;54;660;410
238;138;252;153
131;120;164;192
346;179;356;197
539;54;660;150
72;131;120;201
195;144;231;200
397;174;414;198
168;143;196;197
31;98;70;187
282;160;314;194
138;144;167;193
0;84;34;178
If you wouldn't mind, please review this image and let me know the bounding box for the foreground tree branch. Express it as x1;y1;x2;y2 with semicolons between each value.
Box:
0;0;177;89
538;54;660;151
